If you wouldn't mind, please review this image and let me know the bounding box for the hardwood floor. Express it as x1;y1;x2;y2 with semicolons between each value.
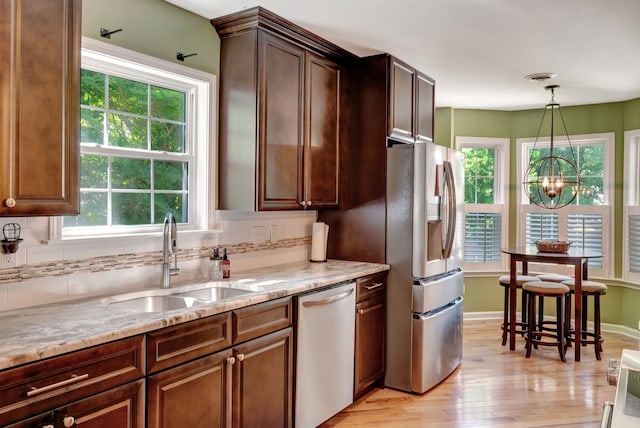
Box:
324;319;639;427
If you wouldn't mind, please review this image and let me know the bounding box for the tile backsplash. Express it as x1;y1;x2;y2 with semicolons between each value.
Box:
0;211;317;311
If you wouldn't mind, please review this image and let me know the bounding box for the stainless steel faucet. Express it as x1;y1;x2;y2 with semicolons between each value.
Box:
161;213;180;288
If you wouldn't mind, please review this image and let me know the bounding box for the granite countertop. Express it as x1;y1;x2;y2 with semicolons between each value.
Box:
0;259;388;371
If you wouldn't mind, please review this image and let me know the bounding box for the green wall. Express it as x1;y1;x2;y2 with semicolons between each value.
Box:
438;100;640;331
82;0;219;75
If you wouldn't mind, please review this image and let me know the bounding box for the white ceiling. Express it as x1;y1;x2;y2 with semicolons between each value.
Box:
165;0;640;111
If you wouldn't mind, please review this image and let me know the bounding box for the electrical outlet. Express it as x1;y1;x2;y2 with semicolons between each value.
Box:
253;226;267;244
0;253;16;269
270;225;279;242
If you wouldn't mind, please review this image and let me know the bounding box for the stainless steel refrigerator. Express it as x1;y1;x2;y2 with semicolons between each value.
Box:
385;141;465;394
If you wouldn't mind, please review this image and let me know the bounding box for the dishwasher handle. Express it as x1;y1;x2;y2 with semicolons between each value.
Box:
302;288;354;308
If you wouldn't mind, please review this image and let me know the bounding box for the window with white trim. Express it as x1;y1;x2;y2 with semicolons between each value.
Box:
58;39;215;238
516;133;614;277
457;137;509;272
623;129;640;283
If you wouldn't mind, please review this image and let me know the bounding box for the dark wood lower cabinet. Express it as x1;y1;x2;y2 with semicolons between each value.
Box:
147;350;232;428
55;380;144;428
7;381;144;428
354;272;387;399
232;328;293;427
354;296;385;399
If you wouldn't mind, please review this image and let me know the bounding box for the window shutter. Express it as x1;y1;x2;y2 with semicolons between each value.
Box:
464;213;502;262
567;214;603;268
628;215;640;272
525;213;558;243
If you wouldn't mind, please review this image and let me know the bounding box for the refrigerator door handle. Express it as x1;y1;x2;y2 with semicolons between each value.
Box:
442;160;457;259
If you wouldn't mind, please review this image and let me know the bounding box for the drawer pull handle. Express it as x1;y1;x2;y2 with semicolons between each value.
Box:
237;353;245;362
227;356;236;365
27;373;89;397
63;416;75;427
364;282;384;291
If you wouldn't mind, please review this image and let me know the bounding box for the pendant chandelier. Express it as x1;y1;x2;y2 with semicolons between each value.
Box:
523;85;580;209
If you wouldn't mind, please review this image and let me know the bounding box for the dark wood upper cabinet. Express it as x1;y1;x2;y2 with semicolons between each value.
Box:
0;0;80;216
416;72;435;142
388;57;435;143
213;7;353;211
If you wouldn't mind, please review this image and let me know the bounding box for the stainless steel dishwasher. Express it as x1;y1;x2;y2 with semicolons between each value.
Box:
295;281;356;428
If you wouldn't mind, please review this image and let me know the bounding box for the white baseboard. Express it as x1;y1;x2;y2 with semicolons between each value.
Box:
464;311;640;340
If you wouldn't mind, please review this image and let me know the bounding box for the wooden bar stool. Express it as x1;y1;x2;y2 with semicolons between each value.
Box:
534;273;573;332
498;275;540;346
522;281;570;362
561;279;607;360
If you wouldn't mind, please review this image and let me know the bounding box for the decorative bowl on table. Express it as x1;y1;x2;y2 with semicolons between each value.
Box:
534;240;573;253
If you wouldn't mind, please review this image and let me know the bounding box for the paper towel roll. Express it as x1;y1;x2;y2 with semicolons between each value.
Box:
311;222;329;262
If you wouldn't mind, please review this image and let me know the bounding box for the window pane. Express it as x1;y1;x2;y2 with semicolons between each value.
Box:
578;177;605;205
80;108;104;144
155;161;187;190
109;76;147;114
154;194;186;224
63;191;108;227
108;113;147;149
463;147;495;204
80;155;108;188
81;69;105;108
112;193;151;225
151;86;185;121
112;158;150;189
151;121;185;152
464;213;502;262
476;178;494;204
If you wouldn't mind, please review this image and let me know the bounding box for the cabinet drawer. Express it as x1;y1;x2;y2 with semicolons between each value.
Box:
233;297;292;344
0;335;144;426
356;272;387;302
146;312;232;374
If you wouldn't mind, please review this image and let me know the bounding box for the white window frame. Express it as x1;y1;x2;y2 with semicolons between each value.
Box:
516;132;614;278
456;136;510;272
51;38;216;240
623;129;640;283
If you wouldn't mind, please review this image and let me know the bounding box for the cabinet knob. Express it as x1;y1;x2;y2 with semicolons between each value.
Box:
299;201;307;208
237;353;245;362
63;416;75;427
359;308;365;315
306;201;312;207
5;198;15;208
227;356;236;365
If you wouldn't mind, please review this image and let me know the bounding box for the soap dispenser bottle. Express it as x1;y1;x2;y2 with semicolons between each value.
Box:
222;248;231;279
209;248;222;280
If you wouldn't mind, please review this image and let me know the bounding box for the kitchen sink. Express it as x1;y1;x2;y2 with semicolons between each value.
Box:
175;286;254;302
108;295;204;313
106;283;262;313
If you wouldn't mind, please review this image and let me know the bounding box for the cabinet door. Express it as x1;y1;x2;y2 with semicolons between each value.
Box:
54;380;144;428
257;32;305;210
304;53;340;209
147;349;232;428
0;0;80;216
232;328;293;428
388;58;415;142
415;72;435;142
354;296;385;399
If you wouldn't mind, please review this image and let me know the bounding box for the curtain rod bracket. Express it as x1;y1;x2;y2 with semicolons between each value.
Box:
100;28;123;39
176;52;198;62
